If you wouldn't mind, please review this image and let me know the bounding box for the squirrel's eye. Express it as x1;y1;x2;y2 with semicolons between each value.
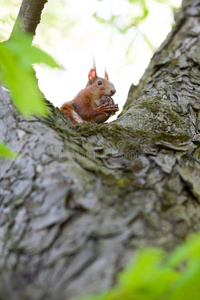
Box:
97;80;102;85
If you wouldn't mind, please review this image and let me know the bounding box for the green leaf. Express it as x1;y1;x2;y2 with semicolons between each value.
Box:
0;142;18;158
0;34;61;117
166;260;200;300
6;36;60;68
109;15;118;24
114;248;179;299
0;42;47;117
93;13;107;24
166;233;200;268
74;235;200;300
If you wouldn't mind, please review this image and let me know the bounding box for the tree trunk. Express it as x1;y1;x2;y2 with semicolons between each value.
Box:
1;0;200;299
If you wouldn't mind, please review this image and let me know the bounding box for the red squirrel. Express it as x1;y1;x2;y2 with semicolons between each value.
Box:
60;66;119;124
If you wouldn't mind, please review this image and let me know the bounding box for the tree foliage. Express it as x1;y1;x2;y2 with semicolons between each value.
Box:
93;0;181;53
75;233;200;300
0;34;61;157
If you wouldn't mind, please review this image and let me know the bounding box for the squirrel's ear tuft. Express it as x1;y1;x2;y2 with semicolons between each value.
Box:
104;69;109;80
88;68;97;81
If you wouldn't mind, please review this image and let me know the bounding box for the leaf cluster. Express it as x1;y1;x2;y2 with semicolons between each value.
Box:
74;233;200;300
93;0;180;54
0;34;60;158
93;0;148;34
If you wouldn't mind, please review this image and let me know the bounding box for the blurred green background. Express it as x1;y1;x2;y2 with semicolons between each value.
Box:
0;0;181;118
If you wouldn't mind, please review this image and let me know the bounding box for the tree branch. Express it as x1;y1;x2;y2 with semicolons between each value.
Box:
9;0;48;42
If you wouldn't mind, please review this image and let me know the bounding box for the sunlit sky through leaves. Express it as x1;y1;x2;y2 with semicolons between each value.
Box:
1;0;182;121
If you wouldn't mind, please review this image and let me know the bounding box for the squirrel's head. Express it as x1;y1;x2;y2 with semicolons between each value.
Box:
86;66;116;100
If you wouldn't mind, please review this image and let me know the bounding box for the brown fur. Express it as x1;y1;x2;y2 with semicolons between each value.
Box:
60;67;118;124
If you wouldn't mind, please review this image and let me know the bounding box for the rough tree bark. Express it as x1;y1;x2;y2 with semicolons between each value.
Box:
1;0;200;299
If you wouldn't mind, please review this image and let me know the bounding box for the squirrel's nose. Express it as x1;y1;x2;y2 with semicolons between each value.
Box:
110;88;116;96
